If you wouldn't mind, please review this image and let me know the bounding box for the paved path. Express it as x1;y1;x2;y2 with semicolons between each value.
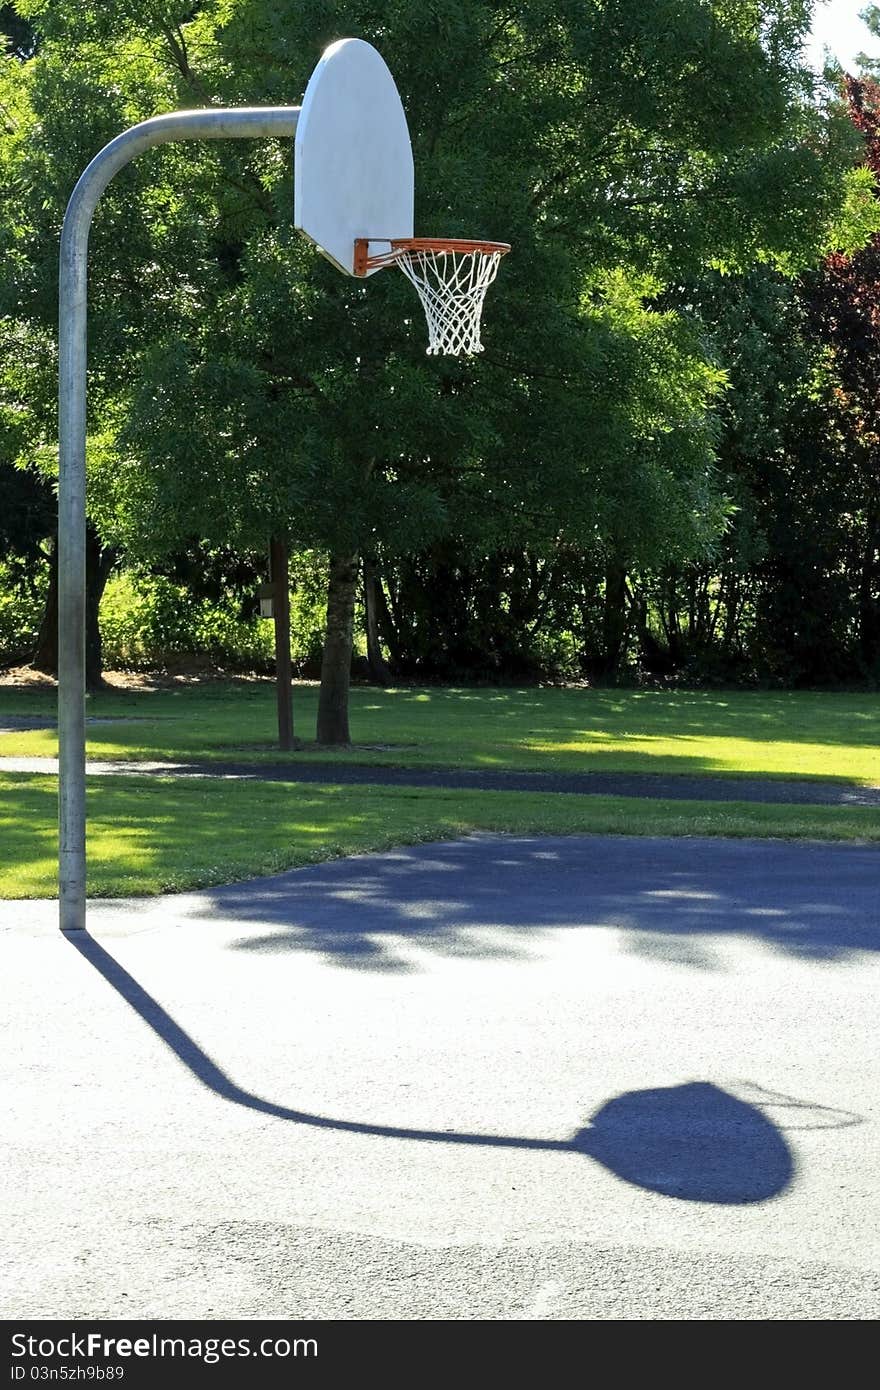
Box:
3;834;879;1319
2;754;878;806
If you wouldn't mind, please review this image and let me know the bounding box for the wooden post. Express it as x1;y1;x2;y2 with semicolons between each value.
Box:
269;536;294;751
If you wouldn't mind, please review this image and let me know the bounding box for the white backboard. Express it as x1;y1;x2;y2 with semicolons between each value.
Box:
294;38;414;277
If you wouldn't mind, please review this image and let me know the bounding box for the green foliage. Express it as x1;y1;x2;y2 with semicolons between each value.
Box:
98;567;329;672
1;3;37;58
99;571;268;670
5;3;862;556
636;262;870;685
288;548;328;671
0;555;46;653
1;1;877;690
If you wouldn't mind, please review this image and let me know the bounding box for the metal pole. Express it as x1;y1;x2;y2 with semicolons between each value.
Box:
58;107;300;932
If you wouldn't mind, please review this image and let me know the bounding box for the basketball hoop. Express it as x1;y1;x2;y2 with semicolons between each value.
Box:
354;237;510;356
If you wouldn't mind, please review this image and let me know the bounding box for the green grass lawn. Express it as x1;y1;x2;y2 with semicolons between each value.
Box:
1;680;879;782
2;682;877;898
2;772;879;899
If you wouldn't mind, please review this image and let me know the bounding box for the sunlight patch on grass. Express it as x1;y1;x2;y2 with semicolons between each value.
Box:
1;683;879;782
1;772;878;900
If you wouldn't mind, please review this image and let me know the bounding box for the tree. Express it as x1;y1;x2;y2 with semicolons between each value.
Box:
633;264;863;684
0;313;57;666
0;1;203;684
805;75;880;675
1;2;873;715
1;3;36;58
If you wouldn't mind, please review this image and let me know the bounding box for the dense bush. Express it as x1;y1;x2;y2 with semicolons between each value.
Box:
98;570;328;674
0;558;47;662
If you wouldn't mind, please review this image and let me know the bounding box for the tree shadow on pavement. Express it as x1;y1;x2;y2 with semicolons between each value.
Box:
66;932;860;1205
202;835;880;972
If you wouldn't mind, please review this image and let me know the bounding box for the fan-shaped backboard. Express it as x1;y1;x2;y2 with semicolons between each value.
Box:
294;39;414;277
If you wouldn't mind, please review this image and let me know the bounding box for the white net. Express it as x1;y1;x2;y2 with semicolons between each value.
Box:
396;246;504;357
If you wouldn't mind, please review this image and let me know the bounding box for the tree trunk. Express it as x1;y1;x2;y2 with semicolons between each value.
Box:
316;551;359;744
269;536;294;749
31;527;116;689
31;538;59;677
86;529;117;689
363;556;394;685
600;560;628;681
374;568;405;668
858;504;880;669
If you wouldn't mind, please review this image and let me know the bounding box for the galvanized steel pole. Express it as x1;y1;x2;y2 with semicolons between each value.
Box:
58;107;300;932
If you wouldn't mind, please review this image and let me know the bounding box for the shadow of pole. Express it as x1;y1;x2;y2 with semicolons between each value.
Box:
68;931;569;1153
69;932;808;1204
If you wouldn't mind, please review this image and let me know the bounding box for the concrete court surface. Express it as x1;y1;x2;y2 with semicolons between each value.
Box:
2;832;879;1321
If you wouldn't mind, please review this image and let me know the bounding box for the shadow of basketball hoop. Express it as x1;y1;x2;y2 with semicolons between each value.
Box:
570;1082;794;1203
68;932;861;1207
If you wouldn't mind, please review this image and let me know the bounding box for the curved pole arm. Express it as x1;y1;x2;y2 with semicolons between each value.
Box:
58;107;300;932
